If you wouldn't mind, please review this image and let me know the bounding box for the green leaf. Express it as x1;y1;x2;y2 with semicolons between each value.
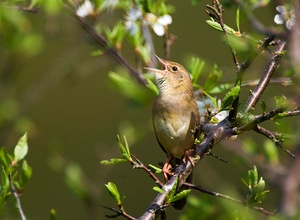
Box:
19;160;32;188
204;64;223;92
209;83;232;94
168;178;178;203
260;100;266;112
90;49;104;57
50;209;57;220
236;7;240;33
148;164;162;174
189;57;205;85
206;19;237;35
104;21;125;48
14;133;28;162
108;71;150;104
0;166;10;197
0;148;12;171
153;186;165;194
263;140;279;164
248;166;258;188
192;0;202;5
169;189;191;203
100;158;128;165
146;77;159;96
243;166;269;206
30;0;43;8
274;95;287;108
221;85;240;110
64;163;88;199
138;44;151;64
117;135;131;161
42;0;63;14
241;177;248;187
255;177;265;193
105;182;123;205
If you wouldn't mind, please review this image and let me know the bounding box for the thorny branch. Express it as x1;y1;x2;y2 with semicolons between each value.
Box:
244;41;287;112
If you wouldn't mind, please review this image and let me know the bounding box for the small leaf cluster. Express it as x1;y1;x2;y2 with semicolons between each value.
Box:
0;133;31;208
101;136;131;209
242;166;269;206
100;135;132;165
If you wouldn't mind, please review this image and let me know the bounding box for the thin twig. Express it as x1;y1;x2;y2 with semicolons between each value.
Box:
102;205;136;220
206;1;240;70
131;154;163;187
253;125;295;158
163;32;176;60
184;182;274;215
183;182;241;203
9;175;26;220
75;16;147;85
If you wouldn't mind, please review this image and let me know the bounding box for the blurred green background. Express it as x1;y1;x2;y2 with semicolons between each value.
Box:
0;0;299;219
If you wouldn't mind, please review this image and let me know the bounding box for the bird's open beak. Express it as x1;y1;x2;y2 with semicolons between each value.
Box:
144;54;167;75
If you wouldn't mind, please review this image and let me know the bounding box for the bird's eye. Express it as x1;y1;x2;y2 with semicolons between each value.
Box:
172;66;178;71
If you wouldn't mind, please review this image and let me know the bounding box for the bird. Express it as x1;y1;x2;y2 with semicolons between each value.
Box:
146;55;200;210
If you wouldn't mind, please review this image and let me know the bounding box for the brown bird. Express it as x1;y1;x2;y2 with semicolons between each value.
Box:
146;55;200;210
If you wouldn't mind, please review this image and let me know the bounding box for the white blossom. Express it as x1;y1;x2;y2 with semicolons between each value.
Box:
76;0;95;18
274;5;295;30
125;7;143;36
146;13;172;36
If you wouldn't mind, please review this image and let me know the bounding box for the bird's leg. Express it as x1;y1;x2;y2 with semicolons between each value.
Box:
162;155;173;182
183;149;195;168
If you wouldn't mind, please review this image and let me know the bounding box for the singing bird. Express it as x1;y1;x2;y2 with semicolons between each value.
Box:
146;55;200;209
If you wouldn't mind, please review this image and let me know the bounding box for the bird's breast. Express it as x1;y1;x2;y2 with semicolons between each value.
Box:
152;97;198;158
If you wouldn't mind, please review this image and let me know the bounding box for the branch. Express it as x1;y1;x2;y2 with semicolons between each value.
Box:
102;205;136;220
238;35;276;85
253;125;295;158
239;107;284;131
244;40;286;112
185;182;274;215
280;110;300;118
131;154;163;187
75;16;147;85
206;2;276;121
206;1;240;70
163;32;176;60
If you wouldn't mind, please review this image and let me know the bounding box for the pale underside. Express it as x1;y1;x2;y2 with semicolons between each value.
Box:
153;96;197;158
